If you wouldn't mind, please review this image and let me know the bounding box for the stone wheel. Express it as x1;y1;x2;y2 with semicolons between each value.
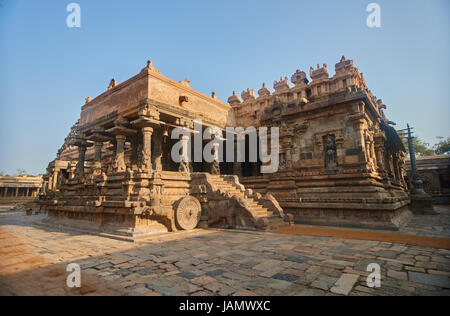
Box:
175;196;201;230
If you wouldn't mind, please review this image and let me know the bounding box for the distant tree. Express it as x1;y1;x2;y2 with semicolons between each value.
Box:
0;171;4;176
400;135;434;156
434;137;450;155
17;169;27;176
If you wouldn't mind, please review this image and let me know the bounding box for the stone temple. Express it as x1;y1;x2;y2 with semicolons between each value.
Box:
39;57;410;240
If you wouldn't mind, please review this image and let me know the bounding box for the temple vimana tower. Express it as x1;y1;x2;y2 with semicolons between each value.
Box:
40;57;410;240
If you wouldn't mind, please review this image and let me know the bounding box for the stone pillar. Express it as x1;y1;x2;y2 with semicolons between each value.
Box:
181;135;190;161
25;187;29;197
15;187;18;197
75;145;87;177
114;135;127;172
94;141;102;163
233;140;242;177
210;142;220;174
178;135;191;173
130;136;139;169
153;129;163;171
286;148;293;168
374;143;386;174
53;171;59;190
387;154;395;179
392;154;400;182
141;127;153;170
93;141;103;173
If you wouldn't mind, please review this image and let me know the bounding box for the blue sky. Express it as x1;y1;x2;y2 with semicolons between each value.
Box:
0;0;449;175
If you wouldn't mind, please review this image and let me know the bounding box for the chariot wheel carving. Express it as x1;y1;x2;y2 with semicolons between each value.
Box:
175;196;201;230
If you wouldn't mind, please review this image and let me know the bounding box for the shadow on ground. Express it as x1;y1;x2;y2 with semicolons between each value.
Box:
1;204;450;296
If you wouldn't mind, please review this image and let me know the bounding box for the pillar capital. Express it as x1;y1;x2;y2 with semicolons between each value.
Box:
142;126;154;134
115;134;127;142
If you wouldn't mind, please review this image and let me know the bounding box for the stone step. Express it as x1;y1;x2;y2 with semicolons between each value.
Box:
210;177;278;222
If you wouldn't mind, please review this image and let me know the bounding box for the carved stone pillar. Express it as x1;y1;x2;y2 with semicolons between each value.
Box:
114;135;127;172
93;141;103;173
364;138;376;172
392;154;398;181
210;142;220;175
233;139;242;177
375;147;384;170
130;136;139;169
286;148;293;168
398;153;407;188
387;154;394;179
75;145;87;177
153;128;163;171
141;127;153;170
371;141;377;169
130;114;159;172
106;117;138;173
87;127;111;174
374;132;387;176
179;135;191;173
54;171;60;190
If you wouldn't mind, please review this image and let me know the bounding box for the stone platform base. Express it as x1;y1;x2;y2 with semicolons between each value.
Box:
410;194;436;215
291;206;413;231
240;173;413;231
0;198;37;204
39;214;169;242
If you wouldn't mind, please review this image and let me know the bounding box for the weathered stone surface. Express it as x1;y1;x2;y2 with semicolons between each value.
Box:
330;274;360;295
273;273;299;282
1;206;450;297
387;270;408;281
408;272;450;288
310;275;339;291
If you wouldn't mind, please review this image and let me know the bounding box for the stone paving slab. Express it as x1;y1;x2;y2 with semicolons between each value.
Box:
0;205;450;296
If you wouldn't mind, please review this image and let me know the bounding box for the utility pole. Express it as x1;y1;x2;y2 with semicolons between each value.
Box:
406;124;427;195
397;124;433;214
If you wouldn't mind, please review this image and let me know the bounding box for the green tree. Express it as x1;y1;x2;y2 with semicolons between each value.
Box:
434;137;450;155
400;135;434;156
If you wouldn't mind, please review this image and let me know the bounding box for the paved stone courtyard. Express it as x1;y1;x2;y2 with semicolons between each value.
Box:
0;204;449;296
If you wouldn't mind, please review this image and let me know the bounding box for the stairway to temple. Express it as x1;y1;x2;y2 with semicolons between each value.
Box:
208;174;289;231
